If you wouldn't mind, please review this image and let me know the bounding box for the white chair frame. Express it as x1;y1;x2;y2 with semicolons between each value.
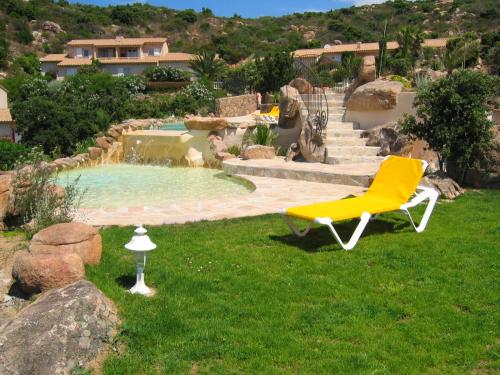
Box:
282;160;439;250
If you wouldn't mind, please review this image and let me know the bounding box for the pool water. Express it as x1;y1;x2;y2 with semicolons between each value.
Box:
57;164;253;209
160;122;187;131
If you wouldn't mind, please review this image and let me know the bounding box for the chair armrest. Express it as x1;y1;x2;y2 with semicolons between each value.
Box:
400;186;439;210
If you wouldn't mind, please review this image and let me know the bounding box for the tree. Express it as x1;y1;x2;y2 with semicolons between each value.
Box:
189;50;226;81
400;70;499;183
255;50;296;93
443;32;481;74
395;25;424;62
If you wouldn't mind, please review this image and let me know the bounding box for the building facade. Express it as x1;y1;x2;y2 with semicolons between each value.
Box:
293;38;448;66
0;86;16;142
41;37;196;79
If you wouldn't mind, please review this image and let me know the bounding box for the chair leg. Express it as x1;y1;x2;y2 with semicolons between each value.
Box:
315;212;372;250
284;216;312;237
401;189;439;233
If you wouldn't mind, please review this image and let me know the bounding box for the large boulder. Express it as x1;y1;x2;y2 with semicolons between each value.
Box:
12;251;84;294
347;80;404;111
87;147;102;160
298;117;326;163
30;222;102;265
358;56;376;84
41;21;64;34
185;116;229;131
289;78;313;95
0;173;12;229
96;136;111;150
0;280;118;375
278;85;301;129
420;172;464;200
364;122;440;172
241;145;275;160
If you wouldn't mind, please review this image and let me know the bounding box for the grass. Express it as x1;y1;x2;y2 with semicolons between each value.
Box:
87;191;500;374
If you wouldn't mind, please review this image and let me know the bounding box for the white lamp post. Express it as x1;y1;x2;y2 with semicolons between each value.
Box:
125;225;156;296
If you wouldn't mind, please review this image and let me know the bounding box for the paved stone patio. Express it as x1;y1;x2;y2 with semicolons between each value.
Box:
76;175;366;226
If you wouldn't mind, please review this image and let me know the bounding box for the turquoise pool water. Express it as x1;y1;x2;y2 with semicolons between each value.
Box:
160;122;187;131
57;164;253;209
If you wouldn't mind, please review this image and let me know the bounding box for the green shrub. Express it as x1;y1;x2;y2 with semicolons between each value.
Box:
400;70;500;183
0;140;30;171
390;75;412;89
227;145;241;156
10;148;84;238
247;125;278;147
144;66;191;82
255;50;296;93
116;75;146;95
389;57;413;77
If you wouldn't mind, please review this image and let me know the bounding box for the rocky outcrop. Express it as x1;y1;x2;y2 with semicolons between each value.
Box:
215;94;257;117
185;116;229;131
420;172;464;200
87;147;102;160
30;222;102;265
358;56;376;84
289;78;314;95
0;280;118;375
363;122;440;172
208;133;236;161
278;85;301;129
41;21;64;34
298;118;327;163
96;136;111;150
0;173;12;230
241;145;275;160
12;251;84;294
347;80;404;111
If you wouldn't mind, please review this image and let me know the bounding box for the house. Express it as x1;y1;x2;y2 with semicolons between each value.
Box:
40;37;196;79
293;38;448;66
0;86;16;142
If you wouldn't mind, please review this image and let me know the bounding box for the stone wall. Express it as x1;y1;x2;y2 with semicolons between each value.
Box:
215;94;257;117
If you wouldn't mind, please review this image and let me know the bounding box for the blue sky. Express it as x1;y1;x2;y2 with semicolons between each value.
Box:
68;0;384;18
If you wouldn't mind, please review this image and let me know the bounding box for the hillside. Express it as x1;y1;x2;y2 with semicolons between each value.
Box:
0;0;498;67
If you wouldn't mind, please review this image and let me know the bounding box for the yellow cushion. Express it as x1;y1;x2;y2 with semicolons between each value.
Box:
285;156;424;222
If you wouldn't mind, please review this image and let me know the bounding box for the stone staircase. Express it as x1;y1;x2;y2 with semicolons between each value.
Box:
324;93;384;165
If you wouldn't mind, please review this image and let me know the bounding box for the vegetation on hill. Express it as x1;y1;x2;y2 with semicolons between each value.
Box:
0;0;498;67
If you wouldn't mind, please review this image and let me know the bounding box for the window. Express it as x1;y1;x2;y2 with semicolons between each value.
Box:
127;49;138;58
66;68;77;76
75;48;90;58
82;49;90;58
148;47;161;56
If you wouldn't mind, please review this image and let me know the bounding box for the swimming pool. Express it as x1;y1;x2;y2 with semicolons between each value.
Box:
159;122;187;131
57;164;254;209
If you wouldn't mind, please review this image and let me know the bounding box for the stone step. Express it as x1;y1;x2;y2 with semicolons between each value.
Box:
223;157;378;187
325;155;385;165
327;146;380;157
328;129;364;138
327;121;356;129
326;137;367;146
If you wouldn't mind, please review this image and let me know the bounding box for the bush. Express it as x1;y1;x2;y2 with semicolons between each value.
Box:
0;140;30;171
247;125;278;146
390;75;412;89
10;148;84;238
389;57;413;77
116;75;146;95
179;81;214;102
255;50;296;93
400;70;500;183
144;66;191;82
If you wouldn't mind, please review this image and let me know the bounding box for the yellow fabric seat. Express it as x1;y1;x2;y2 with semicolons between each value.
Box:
283;156;439;250
286;156;425;222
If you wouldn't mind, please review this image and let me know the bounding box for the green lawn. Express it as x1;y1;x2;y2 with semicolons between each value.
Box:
87;190;500;374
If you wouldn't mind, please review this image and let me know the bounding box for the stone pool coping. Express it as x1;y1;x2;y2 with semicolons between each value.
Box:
75;175;366;226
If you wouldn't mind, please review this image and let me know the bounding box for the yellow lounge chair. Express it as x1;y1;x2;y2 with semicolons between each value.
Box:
281;156;439;250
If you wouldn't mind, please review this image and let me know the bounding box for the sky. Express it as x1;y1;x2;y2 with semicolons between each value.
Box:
68;0;386;18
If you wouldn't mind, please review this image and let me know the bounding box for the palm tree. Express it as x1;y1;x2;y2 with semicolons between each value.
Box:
189;50;226;81
396;25;424;61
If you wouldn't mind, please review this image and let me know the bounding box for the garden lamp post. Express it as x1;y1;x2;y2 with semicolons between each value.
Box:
125;225;156;296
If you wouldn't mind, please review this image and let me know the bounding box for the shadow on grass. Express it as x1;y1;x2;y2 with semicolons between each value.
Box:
115;275;136;289
270;217;412;252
